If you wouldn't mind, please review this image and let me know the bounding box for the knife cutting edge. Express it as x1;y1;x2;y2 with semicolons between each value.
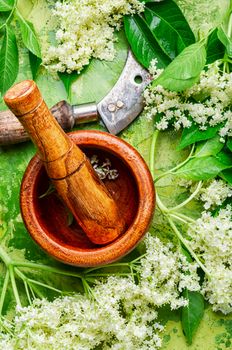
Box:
0;51;151;145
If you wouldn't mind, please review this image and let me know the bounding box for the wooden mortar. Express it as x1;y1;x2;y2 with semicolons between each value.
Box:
4;80;125;245
20;131;155;267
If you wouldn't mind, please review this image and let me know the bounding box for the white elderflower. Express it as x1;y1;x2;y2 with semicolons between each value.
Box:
0;235;201;349
143;61;232;139
139;235;200;309
43;0;144;73
188;205;232;313
199;179;232;209
149;59;164;78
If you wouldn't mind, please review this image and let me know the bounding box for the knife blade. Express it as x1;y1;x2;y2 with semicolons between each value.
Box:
0;51;151;145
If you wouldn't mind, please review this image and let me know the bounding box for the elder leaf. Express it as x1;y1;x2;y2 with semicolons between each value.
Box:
194;135;224;158
124;14;170;69
16;10;41;58
182;289;204;345
29;51;42;80
175;156;232;180
0;24;18;94
206;29;225;64
177;123;222;150
152;41;206;92
0;0;14;11
145;0;195;60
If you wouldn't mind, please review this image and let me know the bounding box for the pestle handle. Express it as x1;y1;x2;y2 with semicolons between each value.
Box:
4;80;125;245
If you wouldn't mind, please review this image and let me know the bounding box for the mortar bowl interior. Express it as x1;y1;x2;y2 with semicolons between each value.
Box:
20;130;155;267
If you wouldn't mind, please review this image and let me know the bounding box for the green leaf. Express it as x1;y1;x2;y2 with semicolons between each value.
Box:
217;26;232;57
16;10;41;58
215;149;232;166
227;138;232;152
0;11;10;27
0;24;18;95
58;71;79;101
124;15;170;69
206;29;225;64
194;135;224;158
220;169;232;185
29;51;42;80
177;123;222;150
181;246;193;263
152;41;206;92
144;0;195;60
175;156;232;180
0;0;14;11
181;289;204;345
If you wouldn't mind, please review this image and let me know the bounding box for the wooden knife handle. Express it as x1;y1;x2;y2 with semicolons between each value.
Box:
4;80;125;245
0;101;75;146
0;101;98;146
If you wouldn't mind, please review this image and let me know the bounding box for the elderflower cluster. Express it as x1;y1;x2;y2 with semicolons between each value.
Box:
0;235;200;350
199;179;232;209
144;61;232;140
188;205;232;314
43;0;144;73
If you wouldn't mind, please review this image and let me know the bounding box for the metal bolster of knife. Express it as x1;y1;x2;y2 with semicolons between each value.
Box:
51;101;99;129
72;102;98;125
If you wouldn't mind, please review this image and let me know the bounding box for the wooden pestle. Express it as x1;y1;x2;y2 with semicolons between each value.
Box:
4;80;125;245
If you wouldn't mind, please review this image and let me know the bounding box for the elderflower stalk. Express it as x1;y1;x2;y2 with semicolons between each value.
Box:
0;271;9;314
167;216;210;276
8;265;21;308
149;129;211;277
13;261;82;279
170;212;196;224
169;181;203;212
154;144;195;183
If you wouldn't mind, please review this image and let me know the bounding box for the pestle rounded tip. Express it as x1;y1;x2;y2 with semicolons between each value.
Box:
4;80;42;117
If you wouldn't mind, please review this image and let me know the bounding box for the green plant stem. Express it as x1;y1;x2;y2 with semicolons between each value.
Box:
174;212;196;223
14;262;83;279
0;316;14;336
169;213;189;225
87;273;131;277
82;263;130;274
0;270;9;315
149;130;160;180
28;284;36;300
9;265;21;307
0;246;12;267
27;278;62;294
155;191;169;213
82;278;95;299
154;145;195;183
24;281;32;305
227;11;232;38
167;217;210;276
169;181;202;212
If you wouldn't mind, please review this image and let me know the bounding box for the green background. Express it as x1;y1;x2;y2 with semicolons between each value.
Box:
0;0;232;349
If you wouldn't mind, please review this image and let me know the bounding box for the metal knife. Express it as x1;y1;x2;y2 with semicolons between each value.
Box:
0;51;151;145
